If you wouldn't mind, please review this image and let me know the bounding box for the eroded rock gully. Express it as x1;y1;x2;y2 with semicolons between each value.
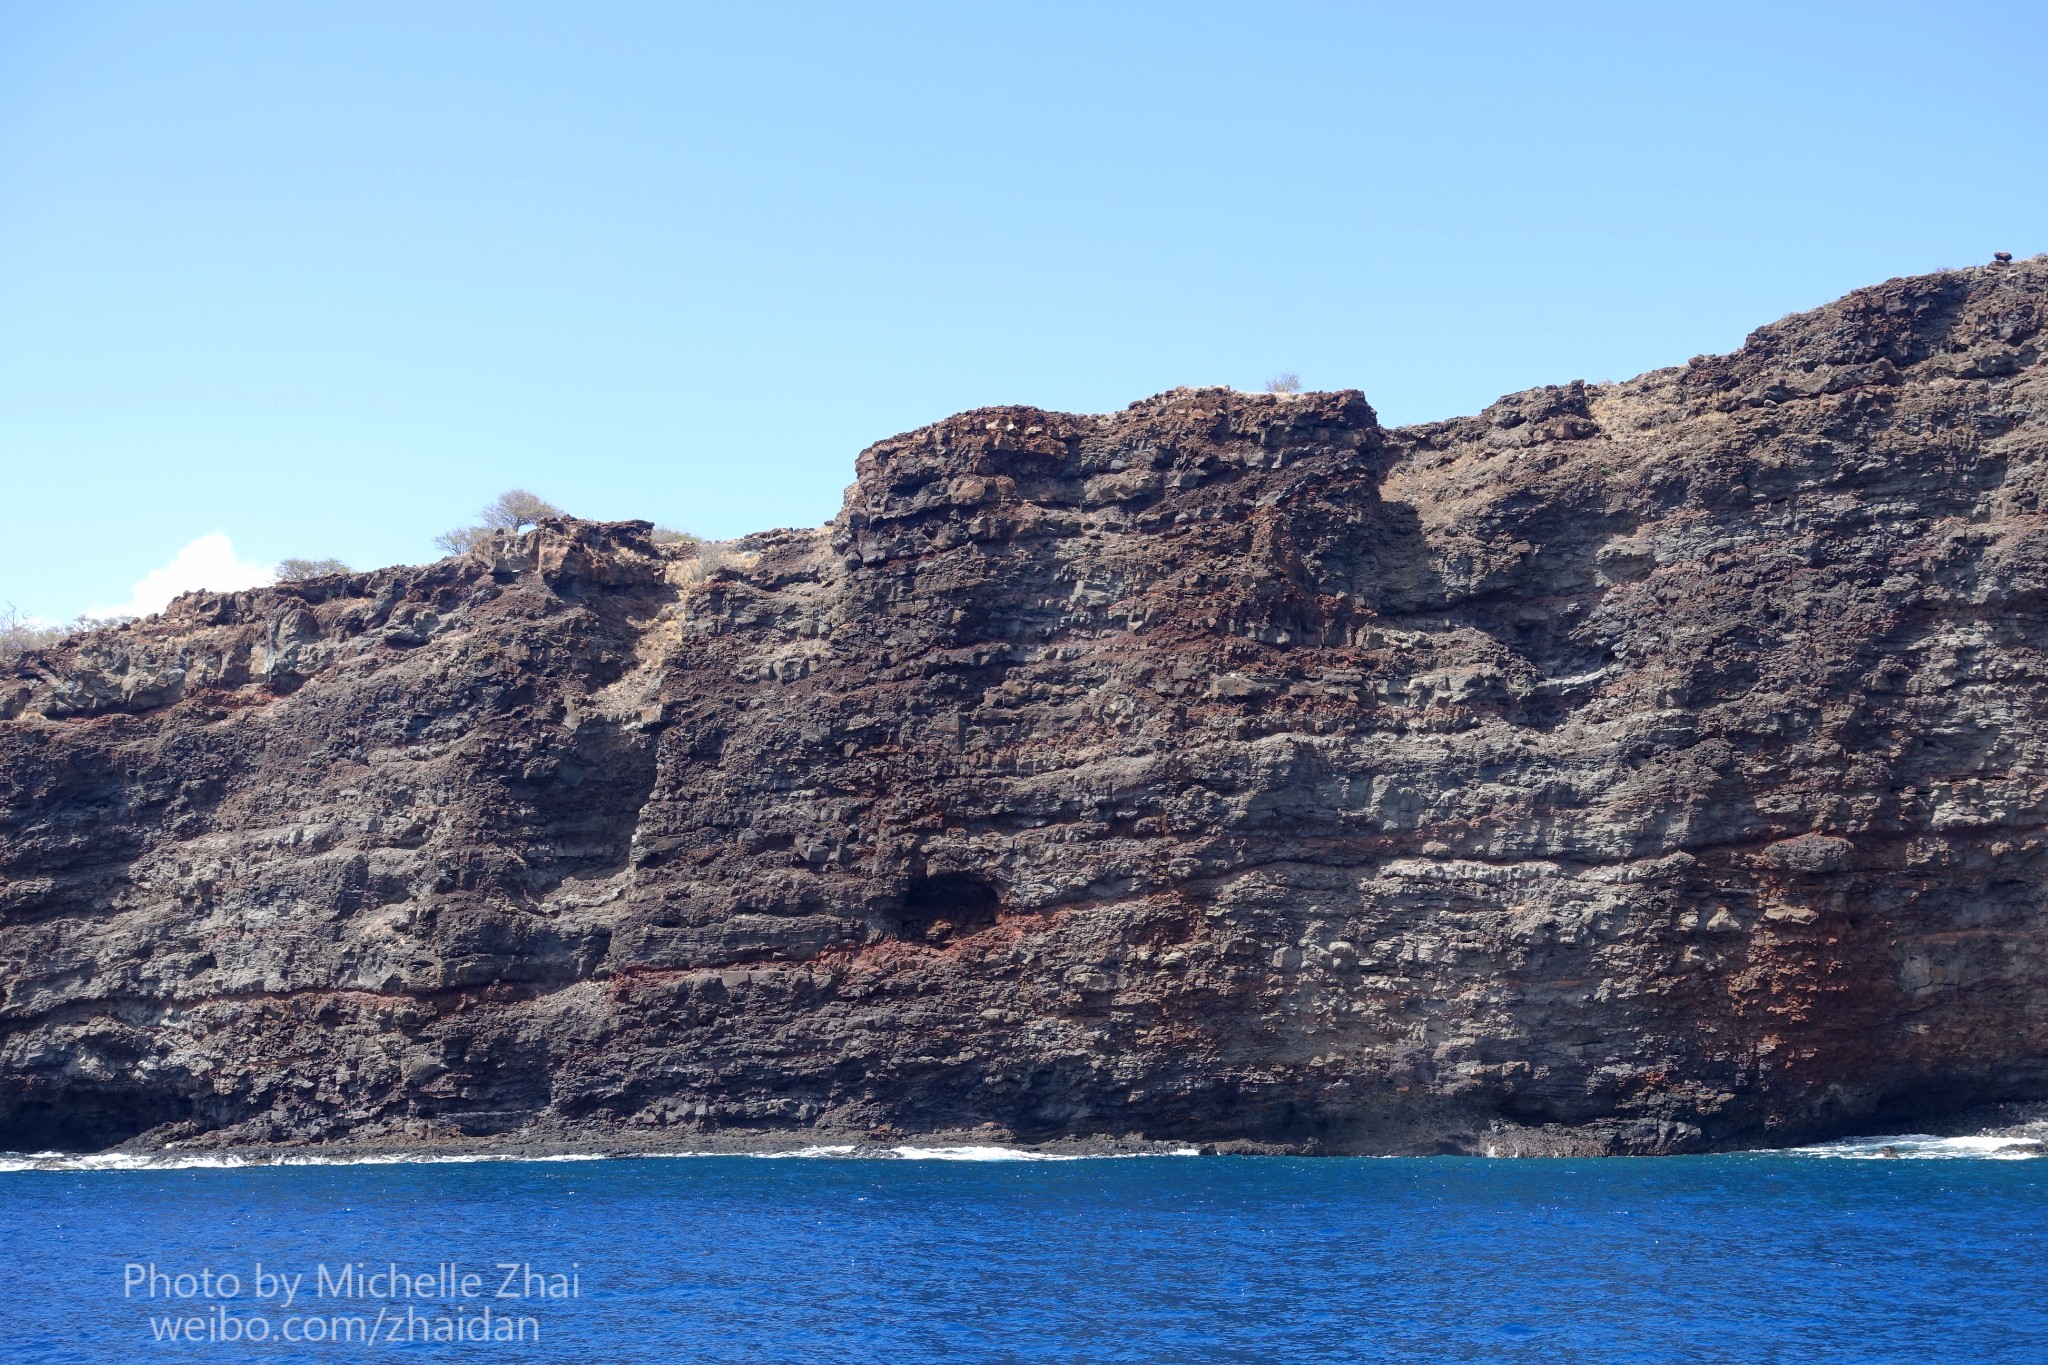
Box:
6;260;2048;1156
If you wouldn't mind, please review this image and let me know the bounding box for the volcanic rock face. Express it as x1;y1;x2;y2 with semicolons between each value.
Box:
5;260;2048;1155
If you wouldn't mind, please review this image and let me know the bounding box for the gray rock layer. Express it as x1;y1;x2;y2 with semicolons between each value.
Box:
6;260;2048;1155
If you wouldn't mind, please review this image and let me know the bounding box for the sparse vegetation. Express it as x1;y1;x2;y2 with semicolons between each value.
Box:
1;604;64;664
275;557;350;582
650;526;701;549
435;488;565;555
1265;372;1303;394
680;539;746;582
482;489;563;530
1;603;131;665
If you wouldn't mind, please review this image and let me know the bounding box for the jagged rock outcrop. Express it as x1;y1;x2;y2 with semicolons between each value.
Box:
5;259;2048;1155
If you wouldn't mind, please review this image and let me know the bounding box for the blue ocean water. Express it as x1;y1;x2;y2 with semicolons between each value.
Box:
2;1142;2042;1364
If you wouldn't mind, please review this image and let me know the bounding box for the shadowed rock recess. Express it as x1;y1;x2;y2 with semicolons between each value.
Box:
7;261;2048;1156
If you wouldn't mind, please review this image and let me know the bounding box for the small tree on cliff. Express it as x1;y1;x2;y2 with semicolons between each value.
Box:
434;489;565;555
481;489;562;531
0;603;65;664
0;603;132;664
1265;372;1302;394
275;557;349;582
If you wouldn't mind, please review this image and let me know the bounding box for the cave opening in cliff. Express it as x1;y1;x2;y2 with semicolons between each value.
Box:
0;1092;193;1153
892;873;1000;944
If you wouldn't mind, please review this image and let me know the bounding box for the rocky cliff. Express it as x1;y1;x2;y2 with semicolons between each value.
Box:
6;260;2048;1156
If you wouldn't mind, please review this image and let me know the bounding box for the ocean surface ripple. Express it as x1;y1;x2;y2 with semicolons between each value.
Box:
2;1143;2041;1362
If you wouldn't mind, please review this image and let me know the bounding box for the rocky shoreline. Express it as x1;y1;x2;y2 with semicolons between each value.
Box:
12;1101;2048;1169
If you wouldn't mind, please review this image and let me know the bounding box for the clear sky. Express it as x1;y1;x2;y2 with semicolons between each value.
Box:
3;1;2043;620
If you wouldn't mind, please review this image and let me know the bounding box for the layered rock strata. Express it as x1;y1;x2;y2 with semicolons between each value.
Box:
5;260;2048;1154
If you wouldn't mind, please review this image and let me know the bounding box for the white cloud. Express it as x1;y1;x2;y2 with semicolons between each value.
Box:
88;533;275;620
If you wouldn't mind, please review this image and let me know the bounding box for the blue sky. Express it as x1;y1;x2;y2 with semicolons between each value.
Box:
3;1;2043;620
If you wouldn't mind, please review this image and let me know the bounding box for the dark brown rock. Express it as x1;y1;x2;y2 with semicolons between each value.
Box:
6;259;2048;1156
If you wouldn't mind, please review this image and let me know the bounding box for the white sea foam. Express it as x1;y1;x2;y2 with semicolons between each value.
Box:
0;1149;580;1173
0;1142;1200;1172
889;1144;1202;1161
750;1145;859;1159
892;1144;1061;1161
1785;1133;2045;1160
681;1143;1196;1162
672;1143;1196;1162
271;1152;525;1167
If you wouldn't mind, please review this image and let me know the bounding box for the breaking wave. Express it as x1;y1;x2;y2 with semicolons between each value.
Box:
888;1144;1201;1161
1782;1133;2045;1160
0;1143;1199;1173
